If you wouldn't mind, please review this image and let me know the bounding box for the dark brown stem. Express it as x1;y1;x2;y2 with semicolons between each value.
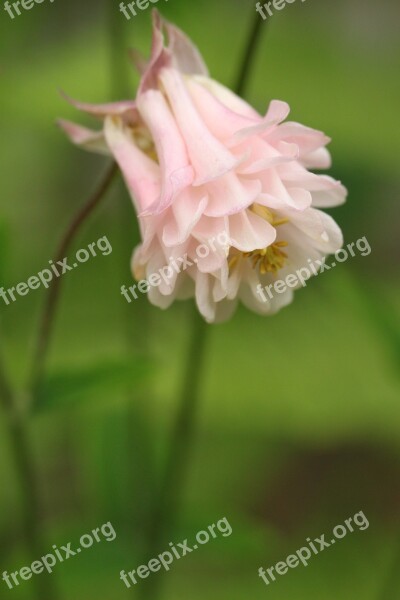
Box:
29;161;118;401
0;162;119;599
234;8;266;96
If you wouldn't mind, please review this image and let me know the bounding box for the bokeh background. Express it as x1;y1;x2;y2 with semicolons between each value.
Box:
1;0;400;598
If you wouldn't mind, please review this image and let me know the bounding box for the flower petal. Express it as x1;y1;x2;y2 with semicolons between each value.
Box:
104;116;160;213
162;189;208;247
165;16;209;76
160;68;240;185
61;91;137;121
57;119;109;155
137;90;195;215
228;209;276;252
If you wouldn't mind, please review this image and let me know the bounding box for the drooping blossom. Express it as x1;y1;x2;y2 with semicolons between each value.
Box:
59;10;347;323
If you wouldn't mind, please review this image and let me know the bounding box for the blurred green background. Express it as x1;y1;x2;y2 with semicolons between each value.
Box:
1;0;400;598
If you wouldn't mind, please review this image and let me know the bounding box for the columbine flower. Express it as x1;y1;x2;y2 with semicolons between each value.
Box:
59;10;347;323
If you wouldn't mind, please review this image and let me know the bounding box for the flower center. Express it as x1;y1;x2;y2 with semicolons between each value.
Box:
243;242;289;275
228;204;289;275
130;123;158;162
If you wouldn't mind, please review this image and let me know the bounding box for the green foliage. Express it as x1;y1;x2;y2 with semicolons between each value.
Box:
35;358;151;412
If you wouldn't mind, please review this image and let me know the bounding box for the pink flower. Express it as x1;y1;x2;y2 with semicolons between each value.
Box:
59;10;347;323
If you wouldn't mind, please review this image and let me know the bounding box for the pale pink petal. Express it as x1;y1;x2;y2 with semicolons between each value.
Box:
310;179;348;208
204;174;262;217
191;75;261;119
268;122;330;157
228;209;276;252
137;90;194;215
195;271;216;322
61;91;137;121
284;207;344;254
301;147;332;169
128;48;148;75
165;17;209;76
187;78;257;141
104;116;160;213
162;189;208;247
137;9;172;95
139;10;208;95
237;137;298;175
257;168;312;210
228;100;290;146
57;120;110;155
188;238;227;274
160;68;240;186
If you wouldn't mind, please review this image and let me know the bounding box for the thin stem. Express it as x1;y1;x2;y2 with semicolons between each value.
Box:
234;8;266;97
29;161;118;401
139;307;208;599
0;161;117;599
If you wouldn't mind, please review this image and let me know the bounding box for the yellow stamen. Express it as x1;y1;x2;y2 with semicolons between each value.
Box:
228;204;290;275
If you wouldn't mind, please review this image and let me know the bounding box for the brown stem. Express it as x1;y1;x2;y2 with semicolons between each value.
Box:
29;161;118;401
234;8;266;97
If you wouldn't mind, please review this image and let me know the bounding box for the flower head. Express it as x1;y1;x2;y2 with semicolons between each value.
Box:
59;10;347;323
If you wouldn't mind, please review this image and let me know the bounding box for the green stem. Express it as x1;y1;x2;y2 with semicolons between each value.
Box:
138;306;209;600
0;160;118;600
29;161;118;402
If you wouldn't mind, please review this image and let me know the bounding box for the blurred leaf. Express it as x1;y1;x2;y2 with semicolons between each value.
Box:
35;358;151;412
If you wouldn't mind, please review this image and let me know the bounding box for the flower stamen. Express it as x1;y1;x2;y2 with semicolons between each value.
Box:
228;205;290;275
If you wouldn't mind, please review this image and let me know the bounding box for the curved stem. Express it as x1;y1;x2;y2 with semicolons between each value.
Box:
0;160;118;600
29;161;118;402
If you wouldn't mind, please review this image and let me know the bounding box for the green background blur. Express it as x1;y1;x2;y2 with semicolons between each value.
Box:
1;0;400;598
